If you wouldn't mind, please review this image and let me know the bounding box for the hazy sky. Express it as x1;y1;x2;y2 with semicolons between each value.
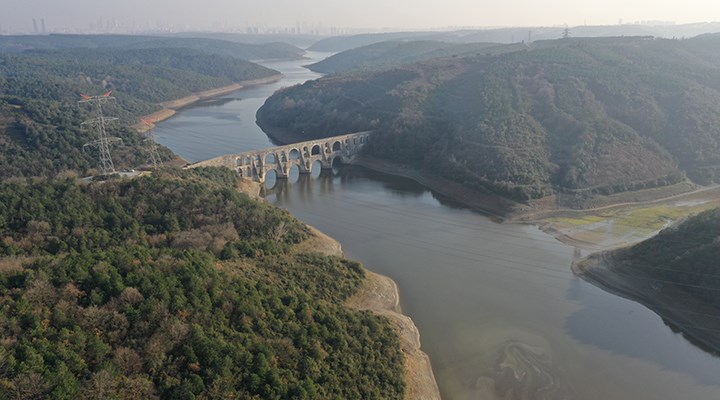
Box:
2;0;720;32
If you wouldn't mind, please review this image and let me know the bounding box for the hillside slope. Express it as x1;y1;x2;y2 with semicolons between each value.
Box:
259;36;720;201
308;23;720;52
0;48;278;177
576;207;720;352
306;40;516;74
0;34;305;60
0;168;405;399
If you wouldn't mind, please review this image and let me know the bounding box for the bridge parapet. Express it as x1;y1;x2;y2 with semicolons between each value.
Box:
187;131;372;182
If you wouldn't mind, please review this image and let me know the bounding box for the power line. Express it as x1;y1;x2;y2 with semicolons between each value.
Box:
141;118;163;168
79;91;121;175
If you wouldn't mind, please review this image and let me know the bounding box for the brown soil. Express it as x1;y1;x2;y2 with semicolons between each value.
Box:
133;74;282;133
351;157;517;221
346;271;441;400
298;225;441;400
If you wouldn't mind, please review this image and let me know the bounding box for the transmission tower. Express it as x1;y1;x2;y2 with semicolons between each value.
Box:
562;26;571;39
79;91;121;175
141;118;163;168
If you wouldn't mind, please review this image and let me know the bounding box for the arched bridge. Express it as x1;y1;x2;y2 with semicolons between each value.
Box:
187;131;372;182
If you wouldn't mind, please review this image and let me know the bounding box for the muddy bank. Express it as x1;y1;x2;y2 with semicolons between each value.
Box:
350;157;519;221
255;117;520;219
298;225;441;400
574;254;720;356
134;74;283;133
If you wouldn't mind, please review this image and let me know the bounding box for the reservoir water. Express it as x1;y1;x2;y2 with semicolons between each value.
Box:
155;52;720;399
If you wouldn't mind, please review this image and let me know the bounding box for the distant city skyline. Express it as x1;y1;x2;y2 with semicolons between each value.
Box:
2;0;720;34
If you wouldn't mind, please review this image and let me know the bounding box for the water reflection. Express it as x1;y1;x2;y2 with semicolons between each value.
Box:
565;277;720;386
267;164;720;400
153;51;720;400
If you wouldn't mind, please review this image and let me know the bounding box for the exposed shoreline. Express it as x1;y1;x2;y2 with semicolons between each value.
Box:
257;122;720;360
151;74;440;397
352;155;720;356
573;254;720;355
255;117;519;220
132;74;283;133
354;158;720;355
299;226;442;400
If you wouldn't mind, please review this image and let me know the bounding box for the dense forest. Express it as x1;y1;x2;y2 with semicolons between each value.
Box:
0;47;278;178
0;34;305;61
259;35;720;200
0;168;405;399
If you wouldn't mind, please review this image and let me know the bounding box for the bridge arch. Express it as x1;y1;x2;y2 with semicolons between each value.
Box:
186;132;372;183
289;148;300;160
331;155;347;168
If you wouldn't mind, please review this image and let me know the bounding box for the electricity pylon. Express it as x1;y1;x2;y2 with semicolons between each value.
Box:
141;118;163;168
79;91;121;175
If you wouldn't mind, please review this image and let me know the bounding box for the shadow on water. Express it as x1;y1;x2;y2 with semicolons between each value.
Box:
193;97;240;108
564;277;720;386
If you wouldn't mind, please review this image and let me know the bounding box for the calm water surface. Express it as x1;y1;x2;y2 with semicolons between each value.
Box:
156;53;720;400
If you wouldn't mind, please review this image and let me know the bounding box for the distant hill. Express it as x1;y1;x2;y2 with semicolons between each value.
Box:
577;208;720;352
167;32;323;49
308;22;720;52
259;36;720;201
0;47;278;177
0;34;306;60
306;40;519;74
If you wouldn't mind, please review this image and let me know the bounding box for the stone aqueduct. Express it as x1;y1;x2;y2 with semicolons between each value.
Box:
187;131;372;182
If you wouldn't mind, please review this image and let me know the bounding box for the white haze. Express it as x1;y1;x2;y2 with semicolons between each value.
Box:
2;0;720;33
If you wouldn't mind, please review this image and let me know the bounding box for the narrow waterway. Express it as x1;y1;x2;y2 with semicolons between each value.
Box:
155;52;720;400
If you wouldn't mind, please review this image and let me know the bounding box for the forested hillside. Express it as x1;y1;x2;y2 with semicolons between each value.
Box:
577;207;720;351
259;36;720;200
0;34;305;60
0;168;405;399
307;40;516;74
0;48;277;178
583;207;720;307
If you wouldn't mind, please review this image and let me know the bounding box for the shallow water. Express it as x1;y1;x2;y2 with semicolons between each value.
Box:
155;52;720;400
